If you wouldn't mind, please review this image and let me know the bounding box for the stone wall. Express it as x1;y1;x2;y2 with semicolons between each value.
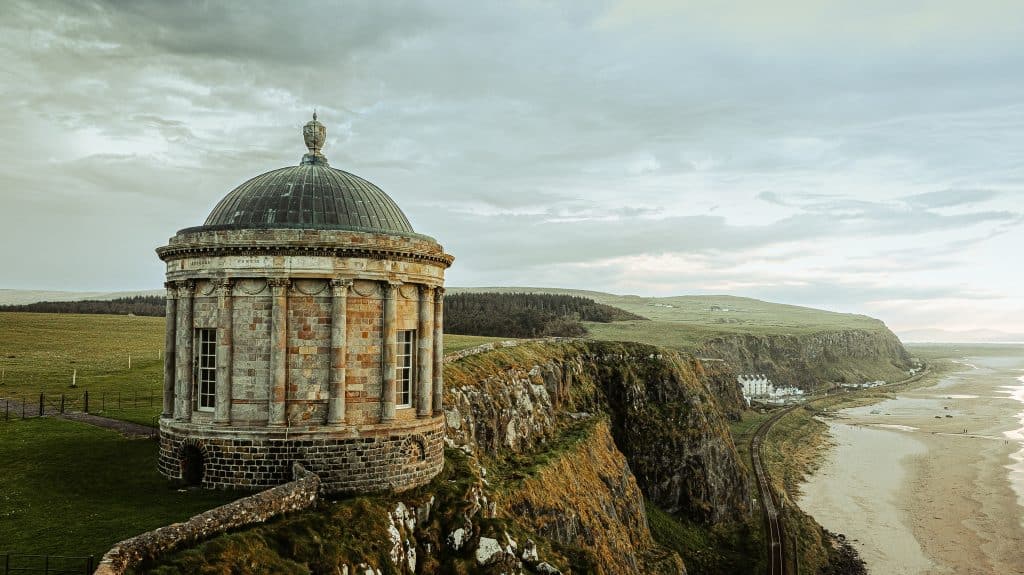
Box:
231;287;272;425
93;463;320;575
158;417;445;494
346;281;384;424
286;286;332;424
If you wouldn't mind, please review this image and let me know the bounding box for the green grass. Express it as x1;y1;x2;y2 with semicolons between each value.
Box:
0;417;238;559
646;500;765;575
0;312;164;425
450;288;889;351
0;313;508;425
442;333;510;354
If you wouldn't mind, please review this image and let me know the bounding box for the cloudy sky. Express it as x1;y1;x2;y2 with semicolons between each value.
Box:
1;0;1022;335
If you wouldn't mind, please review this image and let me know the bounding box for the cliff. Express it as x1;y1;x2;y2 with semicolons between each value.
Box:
696;327;912;389
141;339;749;574
445;340;750;525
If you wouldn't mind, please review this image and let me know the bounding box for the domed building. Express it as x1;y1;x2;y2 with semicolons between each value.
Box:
155;114;452;493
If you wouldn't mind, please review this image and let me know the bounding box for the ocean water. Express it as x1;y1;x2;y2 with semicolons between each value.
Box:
1001;374;1024;518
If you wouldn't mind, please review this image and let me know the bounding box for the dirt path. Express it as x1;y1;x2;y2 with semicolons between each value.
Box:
59;412;158;438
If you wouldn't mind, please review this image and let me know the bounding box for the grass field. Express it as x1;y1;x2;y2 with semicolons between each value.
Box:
0;417;238;559
0;312;505;425
450;288;889;350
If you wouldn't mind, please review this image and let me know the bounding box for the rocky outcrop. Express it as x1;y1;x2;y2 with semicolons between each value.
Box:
445;340;750;525
504;420;686;574
696;328;912;389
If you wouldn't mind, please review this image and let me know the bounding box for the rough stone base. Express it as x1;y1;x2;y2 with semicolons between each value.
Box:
158;417;444;494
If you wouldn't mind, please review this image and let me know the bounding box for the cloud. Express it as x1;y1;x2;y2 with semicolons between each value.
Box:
0;1;1022;333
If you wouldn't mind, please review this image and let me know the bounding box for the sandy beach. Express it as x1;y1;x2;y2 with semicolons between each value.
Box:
799;351;1024;574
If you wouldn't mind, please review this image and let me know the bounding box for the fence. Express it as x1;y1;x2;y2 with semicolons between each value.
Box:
1;554;95;575
0;390;158;421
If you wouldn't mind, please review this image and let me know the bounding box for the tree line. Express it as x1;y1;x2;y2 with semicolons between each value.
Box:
0;291;647;340
443;292;645;338
0;295;165;317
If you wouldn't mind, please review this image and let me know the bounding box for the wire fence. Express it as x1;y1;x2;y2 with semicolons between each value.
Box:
0;389;159;421
1;554;94;575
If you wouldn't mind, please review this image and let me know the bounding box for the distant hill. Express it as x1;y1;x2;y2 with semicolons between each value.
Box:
0;295;165;317
449;287;890;348
445;292;645;338
897;327;1024;343
0;289;163;306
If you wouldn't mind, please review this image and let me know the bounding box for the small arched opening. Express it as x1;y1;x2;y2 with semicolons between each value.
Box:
180;444;205;486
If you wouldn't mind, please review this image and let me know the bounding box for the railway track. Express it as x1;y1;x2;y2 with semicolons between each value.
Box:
747;363;930;574
751;404;797;575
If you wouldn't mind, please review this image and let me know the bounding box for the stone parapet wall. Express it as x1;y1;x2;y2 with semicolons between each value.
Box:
159;417;444;494
94;463;320;575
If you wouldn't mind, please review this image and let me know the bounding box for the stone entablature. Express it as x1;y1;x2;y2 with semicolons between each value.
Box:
158;228;453;268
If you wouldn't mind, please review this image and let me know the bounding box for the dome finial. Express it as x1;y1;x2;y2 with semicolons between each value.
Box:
301;111;328;166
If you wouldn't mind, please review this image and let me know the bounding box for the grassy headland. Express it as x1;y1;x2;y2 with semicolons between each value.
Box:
450;288;890;350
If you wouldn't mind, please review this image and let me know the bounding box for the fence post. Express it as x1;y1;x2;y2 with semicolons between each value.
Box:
60;394;65;414
44;555;49;575
84;390;89;413
87;555;95;574
4;552;9;574
4;399;8;421
102;392;105;411
22;396;25;419
117;392;121;410
39;393;44;417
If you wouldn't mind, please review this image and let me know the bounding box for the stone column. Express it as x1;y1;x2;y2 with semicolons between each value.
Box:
327;278;351;425
432;287;445;415
268;278;289;426
162;282;177;419
381;281;398;422
417;285;434;417
214;279;234;426
174;280;195;421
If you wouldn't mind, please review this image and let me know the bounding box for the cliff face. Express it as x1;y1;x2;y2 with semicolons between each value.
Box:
445;340;750;526
696;328;913;389
502;420;686;574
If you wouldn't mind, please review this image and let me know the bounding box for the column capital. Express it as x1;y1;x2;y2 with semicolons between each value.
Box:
434;287;446;302
176;280;195;298
418;284;435;298
217;278;234;294
164;281;178;298
381;280;402;298
330;277;353;295
267;277;291;292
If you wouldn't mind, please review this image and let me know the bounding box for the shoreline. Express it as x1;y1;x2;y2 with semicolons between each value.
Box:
798;354;1024;574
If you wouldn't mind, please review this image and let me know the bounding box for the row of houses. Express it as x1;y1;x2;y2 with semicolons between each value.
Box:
737;374;805;405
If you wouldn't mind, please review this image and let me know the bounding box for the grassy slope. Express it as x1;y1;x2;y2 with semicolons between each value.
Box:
450;287;888;350
0;417;237;559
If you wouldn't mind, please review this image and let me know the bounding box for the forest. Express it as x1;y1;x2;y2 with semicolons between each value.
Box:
443;292;645;338
0;295;165;317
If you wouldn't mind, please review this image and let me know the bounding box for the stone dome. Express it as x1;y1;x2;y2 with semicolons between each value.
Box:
201;114;414;234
